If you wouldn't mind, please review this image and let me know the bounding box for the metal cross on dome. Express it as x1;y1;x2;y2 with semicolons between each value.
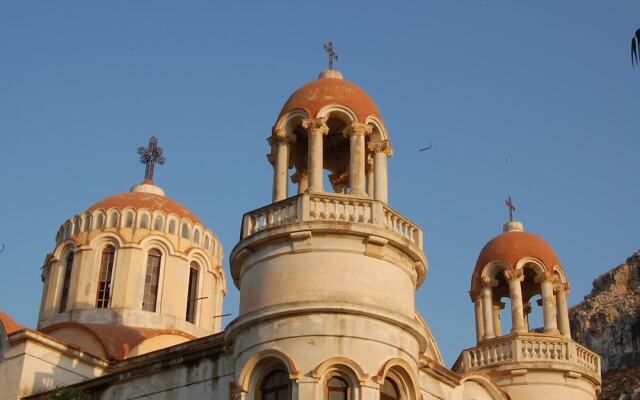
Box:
505;196;516;222
137;136;165;181
323;41;338;70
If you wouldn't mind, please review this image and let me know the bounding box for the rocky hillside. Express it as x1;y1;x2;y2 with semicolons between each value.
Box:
570;250;640;400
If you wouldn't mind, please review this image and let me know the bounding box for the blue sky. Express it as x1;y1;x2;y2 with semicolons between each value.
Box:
0;1;638;365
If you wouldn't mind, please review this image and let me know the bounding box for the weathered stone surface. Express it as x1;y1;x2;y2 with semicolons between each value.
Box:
570;250;640;399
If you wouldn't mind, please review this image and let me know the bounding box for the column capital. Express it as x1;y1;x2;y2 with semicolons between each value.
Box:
268;128;296;145
302;117;329;135
266;153;275;165
290;168;308;184
553;282;570;294
342;121;372;138
504;269;524;281
469;290;481;302
368;140;394;156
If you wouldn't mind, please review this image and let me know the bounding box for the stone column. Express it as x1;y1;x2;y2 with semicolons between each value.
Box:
291;169;309;194
302;118;329;193
481;279;495;340
492;301;504;336
343;122;371;195
555;282;571;338
366;153;374;197
368;140;393;203
505;269;527;333
472;292;485;343
269;129;295;202
523;302;531;331
539;274;559;334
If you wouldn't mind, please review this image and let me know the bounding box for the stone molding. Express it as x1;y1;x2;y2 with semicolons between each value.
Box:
368;140;394;156
342;121;373;137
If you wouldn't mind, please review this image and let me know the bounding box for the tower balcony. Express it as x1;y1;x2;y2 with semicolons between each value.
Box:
452;332;601;385
240;192;423;250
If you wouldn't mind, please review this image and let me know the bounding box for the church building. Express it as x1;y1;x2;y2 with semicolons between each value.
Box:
0;67;601;400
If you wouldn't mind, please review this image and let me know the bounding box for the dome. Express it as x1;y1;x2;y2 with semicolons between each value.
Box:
88;180;201;224
473;221;561;279
277;70;382;124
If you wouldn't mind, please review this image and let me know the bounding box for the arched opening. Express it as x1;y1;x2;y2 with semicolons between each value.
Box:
139;214;150;229
326;376;349;400
59;251;74;313
381;378;401;400
168;219;177;235
108;212;119;228
73;218;81;235
193;229;201;245
181;223;190;240
125;211;135;228
83;215;92;231
142;249;161;312
259;369;290;400
153;216;164;231
96;213;105;229
521;266;543;332
96;245;116;308
185;261;199;323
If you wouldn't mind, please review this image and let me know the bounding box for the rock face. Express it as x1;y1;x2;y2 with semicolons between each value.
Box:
570;250;640;400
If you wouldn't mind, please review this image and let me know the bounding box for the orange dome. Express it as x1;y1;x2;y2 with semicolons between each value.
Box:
277;70;382;124
88;190;201;224
474;225;561;279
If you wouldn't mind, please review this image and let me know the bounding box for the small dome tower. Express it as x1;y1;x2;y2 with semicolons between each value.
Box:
454;217;601;400
37;137;226;361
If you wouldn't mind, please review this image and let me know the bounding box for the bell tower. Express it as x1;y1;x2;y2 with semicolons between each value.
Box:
228;70;437;400
453;219;602;400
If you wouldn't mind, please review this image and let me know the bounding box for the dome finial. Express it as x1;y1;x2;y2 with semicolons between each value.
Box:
137;136;165;182
323;41;338;70
503;196;523;232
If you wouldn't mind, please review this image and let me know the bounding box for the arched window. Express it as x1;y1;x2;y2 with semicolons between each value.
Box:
168;220;177;235
84;215;92;231
109;212;119;228
327;376;349;400
142;249;161;312
185;262;199;323
73;219;81;235
125;211;134;228
96;213;105;229
153;216;164;231
96;245;116;308
260;370;290;400
193;229;200;245
204;236;210;250
380;378;400;400
59;252;74;313
139;214;150;229
181;224;190;239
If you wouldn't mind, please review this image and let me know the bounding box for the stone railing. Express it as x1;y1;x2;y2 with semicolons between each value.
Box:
453;333;600;381
240;193;423;249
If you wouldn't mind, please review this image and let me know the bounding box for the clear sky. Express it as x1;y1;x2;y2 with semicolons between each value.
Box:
1;1;638;365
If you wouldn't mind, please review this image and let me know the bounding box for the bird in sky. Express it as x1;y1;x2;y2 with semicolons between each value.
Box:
419;142;432;152
632;29;640;67
0;244;5;253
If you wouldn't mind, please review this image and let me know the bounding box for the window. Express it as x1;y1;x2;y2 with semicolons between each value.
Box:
59;252;74;312
74;219;81;235
204;236;210;250
193;229;200;245
168;220;177;235
96;213;105;229
96;245;115;308
260;370;289;400
181;224;190;239
125;211;134;228
153;216;163;231
140;214;149;229
327;376;348;400
84;215;92;232
380;378;400;400
142;249;161;312
185;262;199;323
109;213;119;228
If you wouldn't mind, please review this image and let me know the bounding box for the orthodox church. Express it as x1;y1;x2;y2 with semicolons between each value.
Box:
0;68;601;400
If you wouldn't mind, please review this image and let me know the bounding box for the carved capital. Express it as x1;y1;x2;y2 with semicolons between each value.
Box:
266;153;275;165
368;140;394;156
302;117;329;135
342;121;372;138
504;269;524;282
290;169;308;184
268;128;296;145
553;282;570;294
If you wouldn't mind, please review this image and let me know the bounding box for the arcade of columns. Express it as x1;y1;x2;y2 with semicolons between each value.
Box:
473;270;572;342
268;118;393;202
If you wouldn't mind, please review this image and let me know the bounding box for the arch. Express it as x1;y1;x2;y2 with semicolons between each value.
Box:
142;248;162;312
236;349;300;393
203;235;210;251
375;358;420;400
181;222;191;239
96;212;106;229
316;104;358;124
138;212;150;229
153;215;164;232
73;217;81;235
274;108;310;132
124;209;135;228
312;356;368;383
88;232;125;250
454;373;509;400
83;213;93;232
193;228;201;245
515;257;548;276
365;116;389;142
108;210;120;228
63;221;72;240
472;260;510;292
139;235;177;256
552;265;568;284
167;218;177;235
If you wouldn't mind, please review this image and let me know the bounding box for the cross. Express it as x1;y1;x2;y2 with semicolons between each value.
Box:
137;136;165;181
505;196;516;222
323;41;338;70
